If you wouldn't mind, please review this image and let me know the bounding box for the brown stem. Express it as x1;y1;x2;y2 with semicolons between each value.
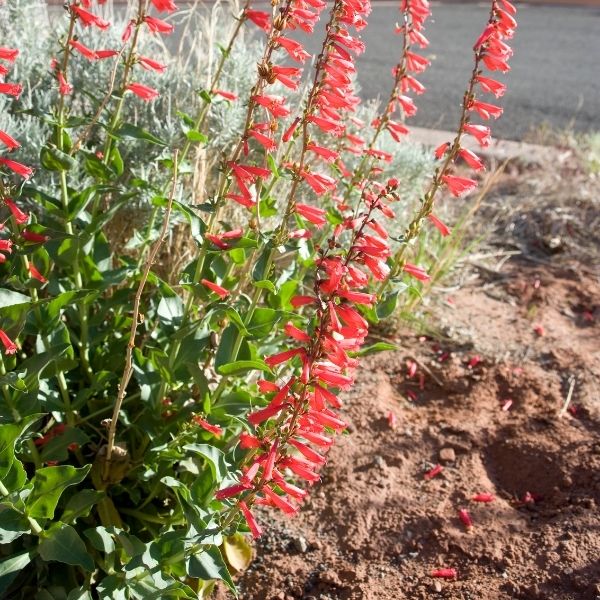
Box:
103;151;179;480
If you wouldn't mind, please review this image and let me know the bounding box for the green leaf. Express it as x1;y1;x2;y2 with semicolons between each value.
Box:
246;308;280;339
27;465;91;519
186;546;235;594
115;123;167;146
40;145;76;171
0;507;30;544
217;360;270;376
110;145;124;176
354;342;398;356
39;523;95;571
0;415;42;479
61;489;105;524
253;279;276;294
185;130;208;143
183;444;227;482
376;290;400;319
252;247;273;281
0;550;34;594
0;289;31;309
84;526;116;553
157;296;184;325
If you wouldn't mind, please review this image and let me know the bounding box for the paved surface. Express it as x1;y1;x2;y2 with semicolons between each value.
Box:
302;3;600;140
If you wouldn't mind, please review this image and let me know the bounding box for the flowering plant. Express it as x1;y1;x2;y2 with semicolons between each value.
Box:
0;0;516;596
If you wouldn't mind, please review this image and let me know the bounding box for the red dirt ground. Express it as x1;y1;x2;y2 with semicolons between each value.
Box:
218;259;600;600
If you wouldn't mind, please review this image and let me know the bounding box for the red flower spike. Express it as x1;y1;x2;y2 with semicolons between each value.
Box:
424;464;444;480
0;329;17;355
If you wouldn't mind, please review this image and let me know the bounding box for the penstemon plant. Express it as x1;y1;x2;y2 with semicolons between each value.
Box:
0;0;517;597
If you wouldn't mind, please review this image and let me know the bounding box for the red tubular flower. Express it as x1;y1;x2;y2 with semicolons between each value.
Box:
0;48;18;62
248;402;286;426
458;148;485;171
0;83;23;98
0;240;12;254
441;174;478;197
0;329;17;355
240;432;262;449
151;0;177;12
239;501;262;538
434;142;450;160
476;74;506;98
428;214;451;237
295;203;327;227
0;158;33;179
4;199;29;224
215;483;250;500
126;83;160;101
275;37;310;63
470;99;503;120
71;5;110;30
69;40;98;60
245;9;271;32
28;264;48;283
193;415;223;437
252;94;290;118
265;348;304;368
144;15;174;34
57;71;73;96
284;322;311;343
138;56;168;73
463;123;492;147
403;262;431;281
0;130;20;150
21;230;49;243
200;279;229;299
213;89;237;101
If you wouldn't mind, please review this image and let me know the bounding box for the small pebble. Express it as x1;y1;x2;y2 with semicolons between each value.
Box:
439;447;456;462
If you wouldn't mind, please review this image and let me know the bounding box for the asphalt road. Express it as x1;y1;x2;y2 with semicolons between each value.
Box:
304;3;600;140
